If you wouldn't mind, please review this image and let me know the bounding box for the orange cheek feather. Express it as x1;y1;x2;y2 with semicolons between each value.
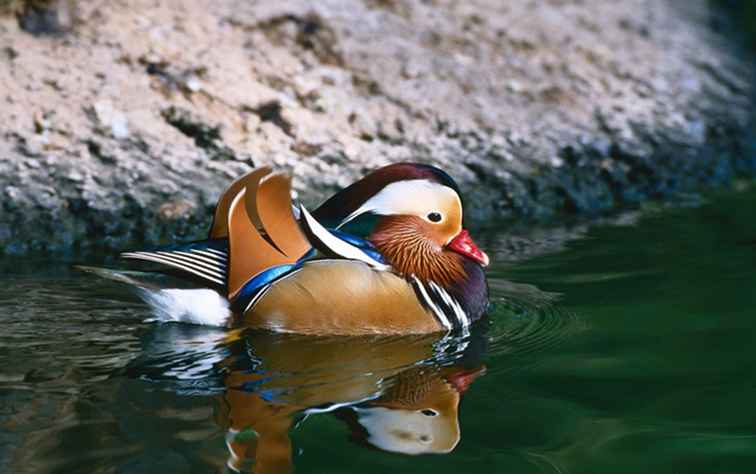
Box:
370;216;467;287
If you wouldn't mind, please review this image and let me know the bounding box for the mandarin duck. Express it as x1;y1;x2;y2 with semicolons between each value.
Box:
119;163;489;334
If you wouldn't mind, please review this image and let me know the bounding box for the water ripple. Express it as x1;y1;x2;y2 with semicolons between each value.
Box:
484;277;583;372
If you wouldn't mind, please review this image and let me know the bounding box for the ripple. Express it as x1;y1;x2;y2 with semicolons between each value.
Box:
485;277;583;372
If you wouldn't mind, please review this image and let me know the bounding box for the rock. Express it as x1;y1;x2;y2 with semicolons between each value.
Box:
90;100;130;140
0;0;753;255
12;0;77;35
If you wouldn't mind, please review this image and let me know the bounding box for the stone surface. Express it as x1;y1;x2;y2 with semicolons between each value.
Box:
0;0;754;255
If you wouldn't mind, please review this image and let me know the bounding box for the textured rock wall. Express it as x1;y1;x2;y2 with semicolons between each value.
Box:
0;0;753;254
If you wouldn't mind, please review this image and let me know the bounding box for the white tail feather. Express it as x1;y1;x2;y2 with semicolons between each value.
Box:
138;288;232;327
77;265;232;327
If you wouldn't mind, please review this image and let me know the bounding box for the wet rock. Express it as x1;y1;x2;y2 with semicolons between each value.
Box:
0;0;753;256
15;0;76;35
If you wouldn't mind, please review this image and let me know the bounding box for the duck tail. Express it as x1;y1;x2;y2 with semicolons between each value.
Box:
74;265;232;326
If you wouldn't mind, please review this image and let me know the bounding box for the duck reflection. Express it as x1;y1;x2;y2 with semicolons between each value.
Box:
127;324;487;473
336;362;484;455
219;328;486;473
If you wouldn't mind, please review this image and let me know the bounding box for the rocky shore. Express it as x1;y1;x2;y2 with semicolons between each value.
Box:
0;0;753;255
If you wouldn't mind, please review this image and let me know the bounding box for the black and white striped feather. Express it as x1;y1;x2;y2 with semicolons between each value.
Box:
121;246;228;288
409;275;470;330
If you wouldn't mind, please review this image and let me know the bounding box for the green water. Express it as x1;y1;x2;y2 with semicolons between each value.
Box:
1;187;756;473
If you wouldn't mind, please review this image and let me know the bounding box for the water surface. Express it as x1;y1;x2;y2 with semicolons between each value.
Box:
1;187;756;473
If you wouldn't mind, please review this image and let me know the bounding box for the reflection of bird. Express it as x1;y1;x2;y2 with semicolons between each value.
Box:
342;364;485;455
118;163;490;335
215;331;486;473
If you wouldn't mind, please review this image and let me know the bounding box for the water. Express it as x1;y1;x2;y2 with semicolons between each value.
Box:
2;187;756;473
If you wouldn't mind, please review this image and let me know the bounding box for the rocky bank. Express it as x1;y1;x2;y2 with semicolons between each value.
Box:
0;0;754;255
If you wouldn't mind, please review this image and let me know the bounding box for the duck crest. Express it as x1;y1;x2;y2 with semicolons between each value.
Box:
313;162;460;228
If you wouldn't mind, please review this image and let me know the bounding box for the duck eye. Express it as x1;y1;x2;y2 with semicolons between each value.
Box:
427;212;443;223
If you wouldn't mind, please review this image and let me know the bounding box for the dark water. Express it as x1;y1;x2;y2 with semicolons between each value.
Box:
2;187;756;473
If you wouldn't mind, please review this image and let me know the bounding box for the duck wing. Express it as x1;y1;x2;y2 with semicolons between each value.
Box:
121;168;312;297
121;239;229;290
225;172;311;298
121;167;394;314
208;166;271;239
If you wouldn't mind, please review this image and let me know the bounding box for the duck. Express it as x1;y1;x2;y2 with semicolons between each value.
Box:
118;162;490;335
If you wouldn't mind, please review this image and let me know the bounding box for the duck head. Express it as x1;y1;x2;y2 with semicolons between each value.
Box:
314;163;489;287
